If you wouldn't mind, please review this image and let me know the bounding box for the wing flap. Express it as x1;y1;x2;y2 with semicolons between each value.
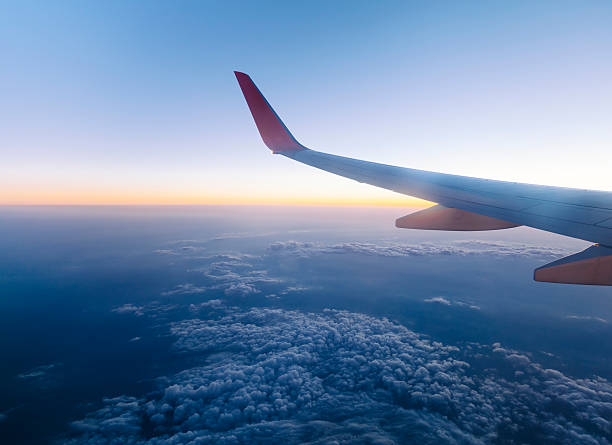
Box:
534;245;612;285
395;205;520;231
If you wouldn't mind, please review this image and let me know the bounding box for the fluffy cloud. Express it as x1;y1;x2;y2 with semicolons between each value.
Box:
424;297;480;310
200;254;284;298
65;305;612;444
112;304;145;316
424;296;452;305
112;302;177;319
162;284;207;297
188;299;225;311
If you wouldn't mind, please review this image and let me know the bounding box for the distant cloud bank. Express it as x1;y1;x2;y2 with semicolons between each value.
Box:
268;239;570;259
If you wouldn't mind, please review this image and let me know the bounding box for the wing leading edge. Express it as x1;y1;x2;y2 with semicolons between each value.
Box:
234;71;612;285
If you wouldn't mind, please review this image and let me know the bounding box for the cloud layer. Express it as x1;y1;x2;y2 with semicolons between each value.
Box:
267;239;571;259
66;304;612;444
155;239;573;303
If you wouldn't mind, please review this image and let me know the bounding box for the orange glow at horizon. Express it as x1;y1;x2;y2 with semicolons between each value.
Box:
0;188;432;207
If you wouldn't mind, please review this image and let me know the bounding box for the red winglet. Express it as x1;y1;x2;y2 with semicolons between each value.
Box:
234;72;305;153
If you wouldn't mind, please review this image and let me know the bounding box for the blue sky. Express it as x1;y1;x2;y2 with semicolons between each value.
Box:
1;0;611;204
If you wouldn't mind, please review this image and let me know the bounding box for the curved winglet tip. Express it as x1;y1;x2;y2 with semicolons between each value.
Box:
234;71;305;154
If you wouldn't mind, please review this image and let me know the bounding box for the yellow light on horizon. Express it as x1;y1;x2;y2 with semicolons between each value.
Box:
0;187;431;207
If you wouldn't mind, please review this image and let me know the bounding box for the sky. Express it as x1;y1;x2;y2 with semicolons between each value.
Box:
1;0;612;205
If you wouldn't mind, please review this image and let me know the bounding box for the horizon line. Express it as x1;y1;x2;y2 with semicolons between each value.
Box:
0;202;430;208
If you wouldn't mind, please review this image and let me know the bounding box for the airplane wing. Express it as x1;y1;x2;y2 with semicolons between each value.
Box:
234;71;612;285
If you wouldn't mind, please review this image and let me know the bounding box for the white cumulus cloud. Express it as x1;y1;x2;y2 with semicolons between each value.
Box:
65;305;612;444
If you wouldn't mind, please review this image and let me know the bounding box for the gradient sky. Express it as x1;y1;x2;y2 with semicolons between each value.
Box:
1;0;611;205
